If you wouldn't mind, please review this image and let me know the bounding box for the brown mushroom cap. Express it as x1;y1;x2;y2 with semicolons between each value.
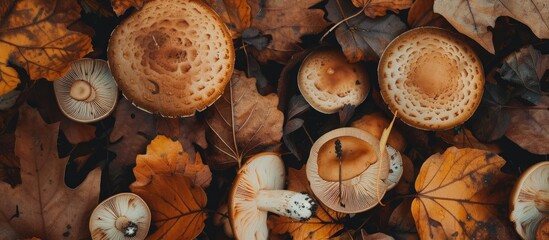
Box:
378;27;484;130
298;48;370;114
108;0;234;117
351;112;407;152
510;161;549;240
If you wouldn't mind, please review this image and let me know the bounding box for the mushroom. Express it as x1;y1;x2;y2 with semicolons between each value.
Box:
229;152;316;240
385;145;403;191
351;112;407;152
306;127;390;213
108;0;234;117
298;48;370;114
89;193;151;240
378;27;484;130
510;161;549;240
53;59;118;123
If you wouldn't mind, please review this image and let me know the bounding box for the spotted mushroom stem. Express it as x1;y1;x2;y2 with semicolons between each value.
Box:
256;190;316;221
115;216;138;237
534;190;549;214
69;80;96;102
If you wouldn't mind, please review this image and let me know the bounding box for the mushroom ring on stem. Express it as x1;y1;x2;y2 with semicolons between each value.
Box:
229;152;316;240
378;27;484;130
306;127;390;213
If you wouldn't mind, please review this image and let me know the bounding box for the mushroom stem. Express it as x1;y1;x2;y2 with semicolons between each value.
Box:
535;190;549;214
70;80;96;102
115;216;138;237
256;190;316;221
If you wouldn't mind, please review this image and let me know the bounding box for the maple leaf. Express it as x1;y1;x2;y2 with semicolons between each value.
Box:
269;168;347;239
351;0;412;18
505;96;549;155
326;0;407;63
433;0;549;54
0;0;93;95
203;0;251;37
0;104;100;239
204;70;284;169
412;147;517;239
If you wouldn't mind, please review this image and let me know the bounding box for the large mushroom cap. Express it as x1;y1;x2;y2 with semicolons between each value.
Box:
510;161;549;240
54;59;118;123
108;0;234;117
307;128;390;213
298;48;370;114
378;27;484;130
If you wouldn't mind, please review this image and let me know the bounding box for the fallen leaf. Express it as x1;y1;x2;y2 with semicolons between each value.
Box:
330;229;394;240
60;117;96;145
0;132;20;187
130;174;207;240
203;0;251;37
433;0;549;53
269;167;347;239
155;116;208;163
110;0;145;16
351;0;412;18
388;199;419;240
0;0;93;95
326;0;407;63
79;0;115;17
0;104;100;239
412;147;516;239
498;46;549;104
131;135;212;188
248;0;330;63
0;90;20;110
470;83;511;142
204;70;284;169
505;96;549;155
436;128;500;153
407;0;453;28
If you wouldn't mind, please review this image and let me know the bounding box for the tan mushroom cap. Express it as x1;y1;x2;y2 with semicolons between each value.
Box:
298;48;370;114
510;161;549;240
108;0;234;117
307;128;390;213
351;112;407;152
378;27;484;130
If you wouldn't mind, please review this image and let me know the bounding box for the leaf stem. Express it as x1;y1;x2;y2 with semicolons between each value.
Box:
319;1;369;44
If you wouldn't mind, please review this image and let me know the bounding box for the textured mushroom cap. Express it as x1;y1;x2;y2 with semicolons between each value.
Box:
307;128;390;213
510;161;549;240
378;27;484;130
54;59;118;123
108;0;234;117
298;48;370;114
90;193;151;240
385;145;403;190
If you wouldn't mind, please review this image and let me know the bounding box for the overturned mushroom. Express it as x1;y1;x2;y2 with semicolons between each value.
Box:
378;27;484;130
89;193;151;240
229;152;316;240
298;48;370;114
54;59;118;123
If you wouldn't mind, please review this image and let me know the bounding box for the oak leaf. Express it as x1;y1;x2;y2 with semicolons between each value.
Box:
505;96;549;155
204;70;283;169
412;147;516;239
203;0;251;37
0;0;93;95
433;0;549;54
269;167;347;239
110;0;145;16
0;104;101;239
351;0;412;18
326;0;407;63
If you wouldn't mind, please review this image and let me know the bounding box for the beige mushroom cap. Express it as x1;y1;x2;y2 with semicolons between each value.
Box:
89;193;151;240
298;48;370;114
54;59;118;123
385;145;403;191
108;0;234;117
378;27;484;130
510;161;549;240
307;128;390;213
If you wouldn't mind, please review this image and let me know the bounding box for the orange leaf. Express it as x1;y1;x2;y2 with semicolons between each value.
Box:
351;0;412;18
130;174;207;240
406;0;452;28
110;0;145;16
0;0;93;95
203;0;251;37
411;147;516;239
0;104;101;239
269;168;347;239
436;128;500;153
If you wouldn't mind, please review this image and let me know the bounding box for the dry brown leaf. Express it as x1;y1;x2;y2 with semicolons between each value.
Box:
248;0;330;63
407;0;453;28
204;70;283;169
0;132;20;187
388;199;419;240
155;116;208;163
433;0;549;53
60;117;96;145
412;147;516;239
0;104;100;239
505;96;549;155
269;167;347;239
352;0;412;18
131;135;211;188
436;128;501;153
0;0;93;95
203;0;251;37
131;174;207;240
110;0;145;16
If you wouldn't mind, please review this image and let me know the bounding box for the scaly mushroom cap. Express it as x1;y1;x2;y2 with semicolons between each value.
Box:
298;48;370;114
510;161;549;240
54;59;118;123
378;27;484;130
307;128;390;213
108;0;234;117
89;193;151;240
